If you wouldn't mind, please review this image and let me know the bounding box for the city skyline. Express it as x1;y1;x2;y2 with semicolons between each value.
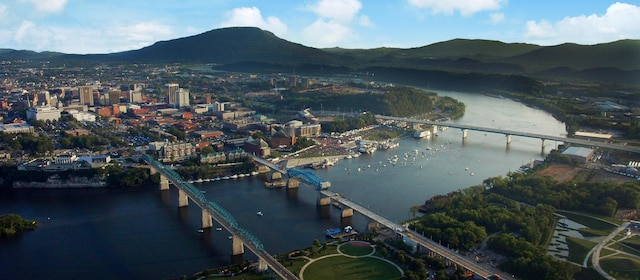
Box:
0;0;638;54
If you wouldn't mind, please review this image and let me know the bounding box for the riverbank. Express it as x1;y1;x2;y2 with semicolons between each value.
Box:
282;155;348;169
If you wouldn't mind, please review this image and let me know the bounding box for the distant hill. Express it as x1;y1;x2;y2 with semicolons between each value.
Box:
108;27;350;65
0;27;638;85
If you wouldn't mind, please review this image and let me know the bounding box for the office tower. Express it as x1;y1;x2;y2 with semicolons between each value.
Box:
165;83;179;105
79;86;94;106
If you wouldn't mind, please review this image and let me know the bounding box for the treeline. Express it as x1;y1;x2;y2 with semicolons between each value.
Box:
485;173;640;217
0;214;38;237
416;187;575;279
175;156;256;180
278;86;435;117
322;112;377;133
0;132;54;156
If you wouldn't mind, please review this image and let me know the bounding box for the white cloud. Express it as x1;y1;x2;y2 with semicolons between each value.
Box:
19;0;67;13
525;2;640;45
306;0;362;22
302;18;353;47
359;15;373;27
489;12;505;24
111;22;173;43
220;7;287;36
407;0;506;16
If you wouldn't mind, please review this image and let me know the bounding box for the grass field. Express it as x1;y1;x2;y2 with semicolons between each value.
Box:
558;211;618;236
565;237;597;264
601;256;640;280
302;256;401;280
339;242;374;256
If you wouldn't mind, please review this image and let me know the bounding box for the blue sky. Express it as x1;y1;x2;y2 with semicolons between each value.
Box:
0;0;638;54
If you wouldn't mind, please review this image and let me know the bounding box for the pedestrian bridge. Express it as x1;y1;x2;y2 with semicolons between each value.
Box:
143;154;299;280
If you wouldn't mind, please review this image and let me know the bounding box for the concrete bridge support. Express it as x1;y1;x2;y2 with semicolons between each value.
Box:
287;178;299;189
541;139;546;154
317;194;331;206
432;125;438;136
506;135;512;145
269;171;283;181
201;209;213;229
232;235;245;256
178;189;189;207
257;258;268;272
461;129;468;144
159;174;170;191
341;208;354;218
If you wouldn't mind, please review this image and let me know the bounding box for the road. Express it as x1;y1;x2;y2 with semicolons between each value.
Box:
591;222;629;280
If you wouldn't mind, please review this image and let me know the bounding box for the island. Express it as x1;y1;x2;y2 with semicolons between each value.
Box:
0;214;38;237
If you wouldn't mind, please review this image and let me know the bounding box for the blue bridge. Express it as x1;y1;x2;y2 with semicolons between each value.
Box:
250;155;331;190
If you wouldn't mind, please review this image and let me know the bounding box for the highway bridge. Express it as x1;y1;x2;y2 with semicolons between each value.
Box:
143;155;299;280
376;115;640;154
319;189;507;279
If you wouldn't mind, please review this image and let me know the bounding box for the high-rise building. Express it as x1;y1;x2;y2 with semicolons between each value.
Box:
108;90;120;105
128;90;142;103
165;83;179;105
78;86;94;106
37;91;51;106
176;88;190;108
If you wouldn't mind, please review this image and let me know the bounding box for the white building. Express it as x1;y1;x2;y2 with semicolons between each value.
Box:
66;109;97;122
0;123;34;134
55;153;78;164
176;88;190;108
26;105;61;121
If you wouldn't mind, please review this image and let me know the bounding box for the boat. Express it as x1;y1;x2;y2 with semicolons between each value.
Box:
311;158;339;169
326;228;341;236
413;130;431;138
256;211;263;216
197;229;204;233
195;178;203;183
222;176;230;180
345;154;352;159
251;171;259;176
230;174;239;179
216;227;223;231
203;178;210;182
238;174;246;178
228;236;233;240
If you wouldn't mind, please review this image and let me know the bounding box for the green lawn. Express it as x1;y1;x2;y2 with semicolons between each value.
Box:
601;256;640;280
559;211;617;236
339;242;374;256
303;256;401;280
566;237;597;264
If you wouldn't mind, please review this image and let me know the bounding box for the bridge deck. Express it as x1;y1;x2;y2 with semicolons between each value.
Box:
144;155;298;280
376;115;640;153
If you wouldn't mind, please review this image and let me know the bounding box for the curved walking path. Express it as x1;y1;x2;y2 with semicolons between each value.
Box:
590;222;629;280
298;241;403;280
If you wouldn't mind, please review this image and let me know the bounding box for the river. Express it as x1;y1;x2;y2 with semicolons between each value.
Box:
0;90;566;279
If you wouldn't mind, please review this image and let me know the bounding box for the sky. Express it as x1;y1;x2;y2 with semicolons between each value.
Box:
0;0;638;54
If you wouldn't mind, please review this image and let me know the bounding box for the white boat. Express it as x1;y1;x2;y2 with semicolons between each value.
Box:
238;174;246;178
228;236;233;240
413;130;431;138
216;227;223;231
203;178;210;182
222;176;230;180
197;229;204;233
230;174;239;179
195;178;203;183
256;211;263;216
251;171;259;176
345;154;352;159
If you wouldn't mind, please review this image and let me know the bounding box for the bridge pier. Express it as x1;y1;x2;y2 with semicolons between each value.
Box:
257;258;268;272
286;178;299;189
541;139;546;154
159;174;170;191
232;235;244;256
432;125;438;136
341;208;354;218
506;134;512;145
269;170;283;181
317;194;331;206
178;189;188;207
201;208;212;229
461;129;468;145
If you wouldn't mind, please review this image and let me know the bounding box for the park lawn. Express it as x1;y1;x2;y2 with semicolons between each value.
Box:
558;212;617;237
303;256;401;280
339;243;374;256
566;237;597;264
620;235;640;251
608;242;640;256
601;256;640;280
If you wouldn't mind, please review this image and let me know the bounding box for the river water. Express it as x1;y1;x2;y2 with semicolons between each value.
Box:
0;90;566;279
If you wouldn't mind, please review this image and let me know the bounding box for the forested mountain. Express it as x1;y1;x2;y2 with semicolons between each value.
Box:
1;27;638;85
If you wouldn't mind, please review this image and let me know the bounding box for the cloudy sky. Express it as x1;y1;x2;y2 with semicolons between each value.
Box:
0;0;638;54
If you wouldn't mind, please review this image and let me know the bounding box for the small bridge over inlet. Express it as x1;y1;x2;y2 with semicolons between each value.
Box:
143;155;299;280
